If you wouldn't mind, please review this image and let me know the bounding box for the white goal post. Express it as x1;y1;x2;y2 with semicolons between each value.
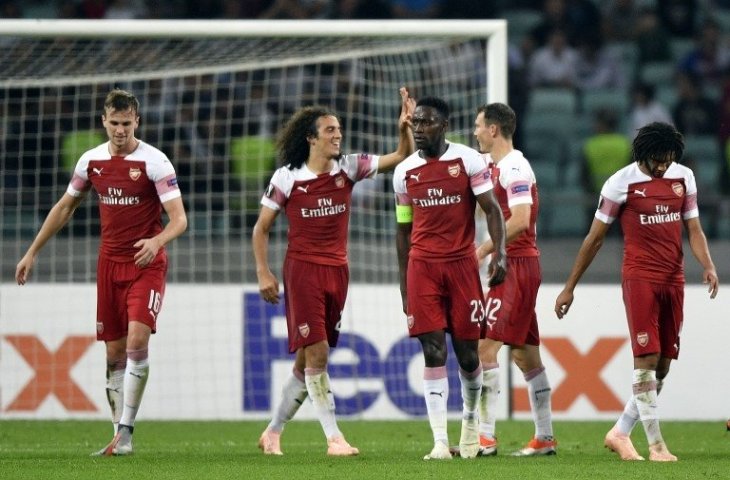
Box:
0;18;507;284
0;19;509;421
0;19;507;101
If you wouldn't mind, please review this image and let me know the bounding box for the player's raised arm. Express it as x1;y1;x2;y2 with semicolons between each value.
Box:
376;87;416;172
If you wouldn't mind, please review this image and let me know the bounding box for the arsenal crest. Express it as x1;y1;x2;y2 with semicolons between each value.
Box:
448;164;460;177
298;323;310;338
96;322;104;334
636;331;649;347
335;176;345;188
129;167;141;181
671;182;684;197
407;314;415;329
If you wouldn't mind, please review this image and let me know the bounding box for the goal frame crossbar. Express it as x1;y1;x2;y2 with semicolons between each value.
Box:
0;19;507;103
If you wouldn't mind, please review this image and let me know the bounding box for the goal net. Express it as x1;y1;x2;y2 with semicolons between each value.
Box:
0;19;510;420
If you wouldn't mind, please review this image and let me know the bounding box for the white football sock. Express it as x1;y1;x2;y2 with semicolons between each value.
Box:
459;365;482;414
268;369;308;432
479;363;499;439
632;369;664;445
119;349;149;428
424;366;449;445
525;366;553;439
106;365;125;435
304;368;341;439
616;378;663;435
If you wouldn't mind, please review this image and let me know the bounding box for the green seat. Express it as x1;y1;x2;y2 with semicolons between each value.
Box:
61;130;106;171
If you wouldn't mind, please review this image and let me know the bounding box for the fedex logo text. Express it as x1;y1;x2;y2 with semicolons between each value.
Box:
242;293;627;416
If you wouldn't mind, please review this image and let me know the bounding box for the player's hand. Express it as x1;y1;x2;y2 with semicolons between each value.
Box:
704;269;719;299
555;289;574;319
133;237;162;267
476;242;492;267
258;269;280;304
15;254;35;285
399;86;416;130
486;253;506;287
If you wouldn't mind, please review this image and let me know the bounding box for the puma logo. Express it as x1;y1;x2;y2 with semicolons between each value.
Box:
297;185;309;193
634;189;646;197
409;173;421;182
92;168;103;176
429;391;444;398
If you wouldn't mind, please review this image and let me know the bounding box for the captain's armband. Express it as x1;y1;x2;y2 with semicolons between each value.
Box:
395;204;413;223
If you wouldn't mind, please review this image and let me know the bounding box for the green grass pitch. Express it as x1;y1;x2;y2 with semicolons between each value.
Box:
1;420;729;479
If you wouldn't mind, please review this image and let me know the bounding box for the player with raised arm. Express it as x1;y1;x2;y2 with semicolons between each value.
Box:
393;96;507;461
15;89;188;456
473;103;556;457
555;122;718;462
253;87;415;456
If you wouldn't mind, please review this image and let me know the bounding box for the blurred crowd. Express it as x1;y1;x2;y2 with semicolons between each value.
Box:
2;0;730;238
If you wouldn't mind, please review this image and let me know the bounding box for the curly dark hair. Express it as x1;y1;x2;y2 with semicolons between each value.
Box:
632;122;684;166
277;106;339;170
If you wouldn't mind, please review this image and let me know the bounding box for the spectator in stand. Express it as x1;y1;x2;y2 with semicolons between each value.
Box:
528;28;579;88
0;0;23;17
635;7;672;65
104;0;148;19
677;19;730;90
77;0;106;18
529;0;600;48
530;0;572;48
259;0;333;19
720;67;730;154
438;0;500;18
672;71;719;136
575;34;627;92
390;0;443;19
582;108;632;195
601;0;641;42
658;0;699;38
335;0;393;18
627;83;673;139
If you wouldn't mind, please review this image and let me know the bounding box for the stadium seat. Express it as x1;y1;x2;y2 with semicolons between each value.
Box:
61;129;106;172
503;9;542;43
669;38;694;61
655;85;678;110
639;61;676;87
541;187;590;237
527;88;578;115
580;89;630;117
682;135;722;194
606;42;639;84
531;159;561;191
